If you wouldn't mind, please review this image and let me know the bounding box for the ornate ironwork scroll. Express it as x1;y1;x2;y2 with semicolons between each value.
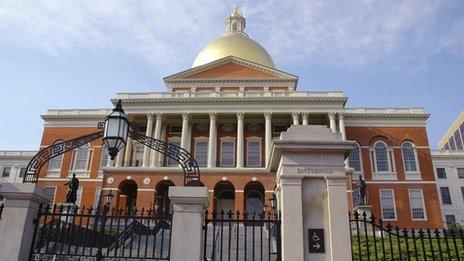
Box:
23;131;104;183
23;124;200;185
129;129;200;185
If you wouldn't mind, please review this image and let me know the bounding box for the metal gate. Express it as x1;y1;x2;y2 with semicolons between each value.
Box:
30;204;172;260
203;210;281;261
350;211;464;260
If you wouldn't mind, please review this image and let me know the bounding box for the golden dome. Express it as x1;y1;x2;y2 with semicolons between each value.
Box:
192;34;276;68
192;6;275;68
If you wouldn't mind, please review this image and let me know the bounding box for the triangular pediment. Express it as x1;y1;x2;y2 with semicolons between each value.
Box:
164;56;298;81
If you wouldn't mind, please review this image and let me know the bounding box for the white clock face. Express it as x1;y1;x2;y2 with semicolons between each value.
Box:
106;177;114;184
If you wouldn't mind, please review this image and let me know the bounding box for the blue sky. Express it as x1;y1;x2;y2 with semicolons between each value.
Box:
0;0;463;150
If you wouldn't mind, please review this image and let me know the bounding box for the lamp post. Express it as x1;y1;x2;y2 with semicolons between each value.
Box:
269;194;277;212
104;190;114;207
96;190;114;261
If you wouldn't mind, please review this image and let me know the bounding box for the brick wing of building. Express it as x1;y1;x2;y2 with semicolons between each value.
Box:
37;7;442;228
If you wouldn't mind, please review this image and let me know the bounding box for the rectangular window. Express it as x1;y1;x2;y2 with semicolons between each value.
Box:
2;167;11;177
457;168;464;179
44;187;56;205
273;124;288;134
409;189;426;220
169;125;182;134
247;140;261;167
195;140;209;167
461;187;464;203
48;155;63;170
460;124;464;150
132;145;144;167
220;140;235;167
454;130;463;150
19;167;27;178
73;146;89;170
99;148;109;168
76;187;83;207
436;168;447;179
380;189;396;220
445;215;456;228
449;137;456;150
444;143;450;150
440;187;452;205
352;190;361;207
94;187;102;208
167;140;181;166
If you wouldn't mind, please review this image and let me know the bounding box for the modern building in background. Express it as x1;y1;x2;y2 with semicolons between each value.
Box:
432;150;464;229
0;150;36;184
438;110;464;150
0;150;37;203
35;7;443;228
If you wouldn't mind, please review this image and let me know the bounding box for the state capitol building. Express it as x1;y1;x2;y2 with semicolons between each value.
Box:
36;8;443;228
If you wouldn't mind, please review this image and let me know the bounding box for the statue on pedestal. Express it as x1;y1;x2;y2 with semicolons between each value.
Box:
64;173;79;204
357;175;367;205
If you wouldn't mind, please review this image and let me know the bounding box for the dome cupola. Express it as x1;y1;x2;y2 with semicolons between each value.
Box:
192;6;275;68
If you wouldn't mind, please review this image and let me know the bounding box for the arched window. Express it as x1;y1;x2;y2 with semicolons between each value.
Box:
155;180;175;214
402;141;418;173
374;142;389;172
244;181;265;216
348;143;362;172
214;181;235;214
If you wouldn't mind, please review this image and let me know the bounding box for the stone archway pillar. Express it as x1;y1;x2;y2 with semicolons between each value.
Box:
269;125;357;261
0;183;52;261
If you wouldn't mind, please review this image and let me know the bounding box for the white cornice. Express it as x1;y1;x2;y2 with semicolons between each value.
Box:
344;107;429;122
431;150;464;161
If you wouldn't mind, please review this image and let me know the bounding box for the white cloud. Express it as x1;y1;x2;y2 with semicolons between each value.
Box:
0;0;463;72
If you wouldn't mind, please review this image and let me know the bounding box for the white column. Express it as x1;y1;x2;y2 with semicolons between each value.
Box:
157;123;167;167
301;112;309;125
180;113;190;150
329;112;337;133
123;136;132;167
0;183;52;261
169;186;210;261
265;112;272;168
292;112;300;125
236;112;244;168
115;145;124;167
338;113;346;141
142;113;155;167
325;176;352;260
106;157;114;167
150;113;163;167
207;113;217;168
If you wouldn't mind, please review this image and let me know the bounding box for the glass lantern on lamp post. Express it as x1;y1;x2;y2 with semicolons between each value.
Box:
102;100;129;160
104;190;114;207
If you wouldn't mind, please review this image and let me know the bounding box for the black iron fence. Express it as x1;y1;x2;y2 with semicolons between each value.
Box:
203;210;281;261
30;204;172;260
350;211;464;260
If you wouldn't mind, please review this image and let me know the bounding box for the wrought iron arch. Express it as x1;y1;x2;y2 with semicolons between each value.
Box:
23;124;200;185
